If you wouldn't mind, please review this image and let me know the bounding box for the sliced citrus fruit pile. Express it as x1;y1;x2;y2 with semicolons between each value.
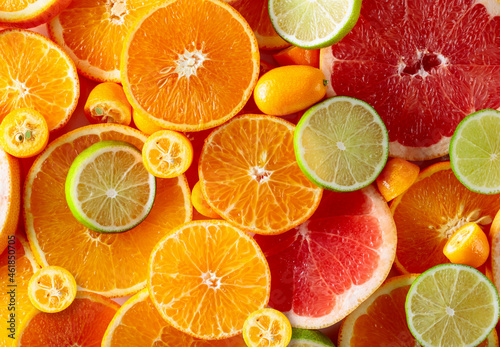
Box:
375;158;420;202
0;0;70;28
148;220;271;339
243;308;292;347
0;149;20;253
391;161;500;274
0;29;79;131
406;264;500;346
24;124;191;297
199;114;322;235
443;222;490;268
254;186;396;328
84;82;132;125
294;96;389;192
15;291;119;346
289;328;334;347
102;288;246;346
121;0;259;131
28;265;77;313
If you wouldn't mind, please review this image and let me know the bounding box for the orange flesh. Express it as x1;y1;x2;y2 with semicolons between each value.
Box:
248;315;287;346
31;272;73;310
273;46;320;68
0;0;37;12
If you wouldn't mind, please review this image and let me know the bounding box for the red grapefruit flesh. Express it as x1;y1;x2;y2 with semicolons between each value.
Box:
254;185;396;328
320;0;500;161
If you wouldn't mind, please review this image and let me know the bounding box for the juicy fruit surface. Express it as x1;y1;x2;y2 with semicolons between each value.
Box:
0;29;79;131
148;220;271;340
375;158;420;202
24;124;191;297
0;0;71;28
103;289;246;346
254;185;396;328
392;162;500;274
84;82;131;125
443;222;490;268
490;209;500;290
199;115;322;235
121;0;259;131
0;149;20;253
243;308;292;347
320;0;500;160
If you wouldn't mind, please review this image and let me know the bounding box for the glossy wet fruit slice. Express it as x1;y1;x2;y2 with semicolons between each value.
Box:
15;291;119;346
28;266;77;313
450;109;500;195
0;29;79;131
489;209;500;290
243;308;292;347
320;0;500;161
199;115;322;235
375;158;420;202
254;185;397;328
391;161;500;274
443;222;490;268
84;82;132;125
102;289;246;346
0;0;71;28
273;46;320;68
289;328;334;347
294;96;389;192
65;140;156;233
0;149;20;253
24;124;191;297
132;109;164;135
121;0;259;131
406;264;500;347
148;220;271;340
191;181;219;219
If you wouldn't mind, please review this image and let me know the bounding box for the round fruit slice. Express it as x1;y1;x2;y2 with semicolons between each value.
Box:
84;82;132;125
450;109;500;195
0;108;49;158
0;29;79;131
15;291;119;346
269;0;361;49
289;328;334;347
121;0;259;132
391;161;500;274
0;0;70;28
0;149;20;254
199;115;322;235
0;234;40;344
294;96;389;192
406;264;500;347
102;289;246;346
243;308;292;347
320;0;500;161
148;220;271;340
254;185;397;328
24;124;192;297
28;265;77;313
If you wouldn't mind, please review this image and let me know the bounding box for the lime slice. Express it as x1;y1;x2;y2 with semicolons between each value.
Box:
289;328;335;346
406;264;500;347
65;140;156;233
268;0;361;49
449;109;500;195
294;96;389;192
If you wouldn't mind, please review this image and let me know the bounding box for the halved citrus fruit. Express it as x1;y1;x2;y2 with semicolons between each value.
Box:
0;0;71;28
121;0;259;132
243;308;292;347
102;288;246;346
0;29;79;131
0;149;20;253
443;222;490;268
489;209;500;290
24;124;192;297
254;185;397;328
391;161;500;274
0;234;40;344
320;0;500;161
84;82;132;125
15;291;119;346
148;220;271;340
199;114;322;235
375;158;420;202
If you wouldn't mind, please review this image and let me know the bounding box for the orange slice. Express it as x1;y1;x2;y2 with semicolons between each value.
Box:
148;220;271;340
102;288;246;346
24;124;192;297
199;114;322;235
48;0;163;82
0;149;20;253
121;0;259;132
0;0;71;28
0;29;79;131
84;82;132;125
15;291;119;346
224;0;289;50
0;234;40;345
391;161;500;274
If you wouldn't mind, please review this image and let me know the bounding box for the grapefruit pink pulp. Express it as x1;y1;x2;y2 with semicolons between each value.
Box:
320;0;500;161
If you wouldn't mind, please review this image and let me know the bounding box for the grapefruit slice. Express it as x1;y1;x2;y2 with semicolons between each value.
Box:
320;0;500;161
254;185;396;328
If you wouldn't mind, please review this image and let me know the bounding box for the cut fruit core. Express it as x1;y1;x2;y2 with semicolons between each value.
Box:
400;51;447;77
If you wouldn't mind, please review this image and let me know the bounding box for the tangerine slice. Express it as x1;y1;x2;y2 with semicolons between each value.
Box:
24;124;192;297
148;220;271;340
0;0;71;28
121;0;259;132
199;114;322;235
28;266;77;313
0;149;20;253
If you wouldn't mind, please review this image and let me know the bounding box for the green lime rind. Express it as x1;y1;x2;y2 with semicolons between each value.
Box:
268;0;361;49
449;109;500;195
289;328;335;346
294;96;389;192
405;263;500;347
65;140;156;234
